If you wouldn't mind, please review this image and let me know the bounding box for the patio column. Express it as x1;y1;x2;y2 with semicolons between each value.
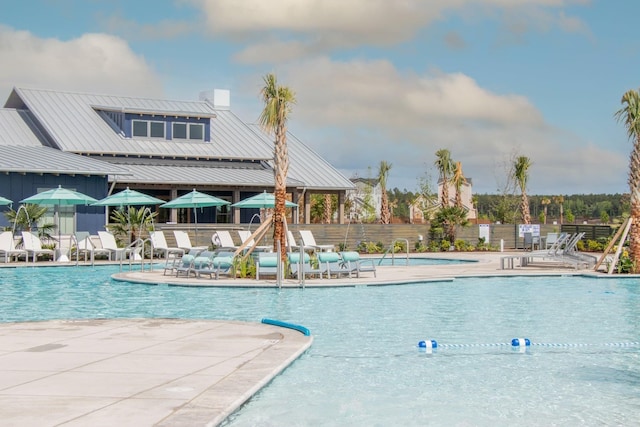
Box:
338;191;345;224
170;188;178;223
304;192;311;224
233;189;240;224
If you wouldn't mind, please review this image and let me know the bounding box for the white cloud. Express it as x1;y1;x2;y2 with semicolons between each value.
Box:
192;0;589;63
0;26;163;99
241;57;625;194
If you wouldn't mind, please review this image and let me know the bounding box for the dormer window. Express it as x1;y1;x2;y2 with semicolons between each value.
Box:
173;122;204;141
132;120;165;138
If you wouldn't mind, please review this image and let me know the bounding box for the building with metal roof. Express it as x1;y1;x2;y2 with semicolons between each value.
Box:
1;87;354;230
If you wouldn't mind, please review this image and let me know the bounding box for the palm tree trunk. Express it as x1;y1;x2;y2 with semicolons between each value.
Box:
323;194;332;224
521;193;531;224
380;190;390;224
628;136;640;272
273;127;288;262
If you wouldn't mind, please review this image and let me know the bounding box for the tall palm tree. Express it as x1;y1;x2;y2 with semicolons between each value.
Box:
553;195;564;224
615;88;640;271
541;197;551;224
452;161;467;209
514;156;532;224
378;160;392;224
435;149;453;208
259;73;296;259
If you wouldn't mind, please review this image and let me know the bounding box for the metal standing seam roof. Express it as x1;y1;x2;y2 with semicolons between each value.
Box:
0;109;52;147
6;87;273;160
107;163;303;187
0;146;131;176
247;124;355;190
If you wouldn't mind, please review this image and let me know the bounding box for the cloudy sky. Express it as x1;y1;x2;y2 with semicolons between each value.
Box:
1;0;638;195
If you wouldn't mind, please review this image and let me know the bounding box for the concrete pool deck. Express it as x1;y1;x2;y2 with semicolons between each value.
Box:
0;251;611;425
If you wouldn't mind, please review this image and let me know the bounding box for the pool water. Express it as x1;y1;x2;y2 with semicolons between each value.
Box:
1;267;639;425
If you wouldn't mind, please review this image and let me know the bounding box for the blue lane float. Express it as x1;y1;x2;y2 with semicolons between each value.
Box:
261;318;311;336
418;339;438;349
511;338;531;347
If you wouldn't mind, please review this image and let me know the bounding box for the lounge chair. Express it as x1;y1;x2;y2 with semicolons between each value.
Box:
173;230;207;253
98;231;133;261
288;252;322;279
212;230;239;251
317;251;350;278
518;233;592;269
0;231;27;263
256;252;279;280
150;230;185;260
299;230;334;252
286;230;314;253
73;232;111;264
544;232;559;249
174;249;213;277
194;251;235;279
21;231;54;262
237;230;271;253
340;251;377;278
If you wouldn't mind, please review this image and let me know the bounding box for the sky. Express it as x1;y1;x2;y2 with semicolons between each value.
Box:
1;0;639;196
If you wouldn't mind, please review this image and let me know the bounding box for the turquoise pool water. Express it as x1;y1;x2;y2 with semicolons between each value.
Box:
1;266;639;425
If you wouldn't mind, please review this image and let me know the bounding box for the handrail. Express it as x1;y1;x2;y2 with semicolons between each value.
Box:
384;238;410;266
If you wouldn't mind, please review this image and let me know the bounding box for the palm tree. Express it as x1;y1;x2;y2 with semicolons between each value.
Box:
259;73;296;259
107;206;157;245
615;88;640;271
553;195;564;225
435;149;453;208
541;197;551;224
452;161;467;209
514;156;532;224
378;161;392;224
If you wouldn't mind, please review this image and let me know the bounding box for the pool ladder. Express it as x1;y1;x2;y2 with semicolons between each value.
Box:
378;238;409;266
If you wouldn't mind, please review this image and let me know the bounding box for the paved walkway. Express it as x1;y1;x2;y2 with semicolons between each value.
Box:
0;251;611;426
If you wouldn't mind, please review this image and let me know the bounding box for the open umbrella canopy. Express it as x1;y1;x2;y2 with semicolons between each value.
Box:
161;189;230;209
92;187;164;207
20;185;98;262
231;192;298;209
20;185;98;206
0;196;13;206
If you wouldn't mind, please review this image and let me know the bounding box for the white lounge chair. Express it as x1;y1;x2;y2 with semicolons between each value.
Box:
150;230;185;260
173;230;207;253
98;231;133;261
73;232;111;264
287;230;314;253
212;230;239;251
0;231;27;263
21;231;54;262
299;230;334;252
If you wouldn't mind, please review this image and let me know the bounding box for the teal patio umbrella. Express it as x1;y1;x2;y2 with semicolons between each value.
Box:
20;185;98;261
92;187;165;207
231;191;298;209
161;189;230;241
0;196;13;206
92;187;165;247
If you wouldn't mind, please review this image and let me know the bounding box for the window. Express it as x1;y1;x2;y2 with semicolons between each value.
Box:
173;122;187;139
132;120;148;137
189;123;204;140
132;120;165;138
150;121;165;138
172;122;204;140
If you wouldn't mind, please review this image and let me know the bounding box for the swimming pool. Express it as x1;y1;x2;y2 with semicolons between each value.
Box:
1;266;639;425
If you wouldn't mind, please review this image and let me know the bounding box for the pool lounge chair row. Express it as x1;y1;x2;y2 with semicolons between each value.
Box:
256;251;376;280
501;232;597;270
